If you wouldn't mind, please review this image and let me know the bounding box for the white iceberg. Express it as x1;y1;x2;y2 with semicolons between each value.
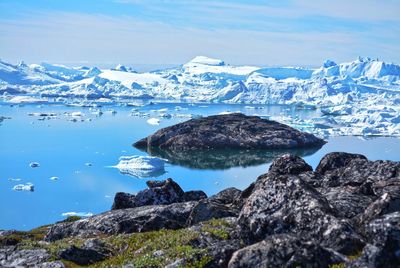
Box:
147;118;160;125
113;155;166;178
13;183;34;192
61;212;93;217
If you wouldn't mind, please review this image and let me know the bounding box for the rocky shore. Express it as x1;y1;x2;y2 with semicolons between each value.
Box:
1;152;399;267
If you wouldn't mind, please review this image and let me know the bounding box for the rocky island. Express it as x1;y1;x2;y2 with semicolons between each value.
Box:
1;152;399;267
133;113;326;151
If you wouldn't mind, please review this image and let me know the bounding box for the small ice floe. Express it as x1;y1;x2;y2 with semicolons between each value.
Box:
147;118;160;125
113;155;166;178
61;212;93;217
28;112;57;117
85;162;92;166
105;109;117;115
159;113;172;119
13;183;34;192
50;176;59;181
244;106;256;109
30;162;40;168
70;111;84;117
8;178;22;182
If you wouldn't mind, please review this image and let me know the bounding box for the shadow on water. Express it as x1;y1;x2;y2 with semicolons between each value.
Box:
137;145;324;170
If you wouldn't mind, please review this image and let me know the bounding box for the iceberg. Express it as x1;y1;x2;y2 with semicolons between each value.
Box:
147;118;160;125
113;155;166;178
13;183;34;192
1;56;400;136
61;212;93;217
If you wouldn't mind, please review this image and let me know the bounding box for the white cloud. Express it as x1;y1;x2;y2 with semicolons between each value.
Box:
0;11;399;66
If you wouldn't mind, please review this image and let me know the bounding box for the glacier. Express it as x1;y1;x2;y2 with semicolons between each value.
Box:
1;56;400;137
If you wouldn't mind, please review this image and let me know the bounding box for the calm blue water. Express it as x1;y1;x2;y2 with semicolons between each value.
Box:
0;101;399;230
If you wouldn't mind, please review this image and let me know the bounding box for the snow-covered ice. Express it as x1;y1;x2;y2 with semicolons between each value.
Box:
113;155;166;178
1;56;400;136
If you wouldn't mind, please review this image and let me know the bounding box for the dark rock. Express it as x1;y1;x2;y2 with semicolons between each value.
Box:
228;234;346;268
238;171;364;254
353;212;400;268
112;192;136;210
318;155;400;188
0;248;51;267
183;190;207;202
45;201;197;241
112;178;205;210
209;188;242;205
268;153;313;175
59;238;112;265
356;193;400;225
134;178;185;206
188;188;242;225
188;200;238;226
134;113;325;150
321;187;374;219
316;152;367;175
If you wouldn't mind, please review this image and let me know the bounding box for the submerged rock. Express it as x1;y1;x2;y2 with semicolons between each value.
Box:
134;113;326;150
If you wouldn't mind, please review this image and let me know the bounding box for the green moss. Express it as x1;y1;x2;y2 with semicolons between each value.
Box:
4;218;234;268
329;264;345;268
0;225;50;246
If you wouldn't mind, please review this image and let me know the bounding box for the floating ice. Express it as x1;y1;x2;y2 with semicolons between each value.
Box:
50;176;59;181
113;155;166;178
61;212;93;217
13;183;34;192
147;118;160;125
29;162;40;168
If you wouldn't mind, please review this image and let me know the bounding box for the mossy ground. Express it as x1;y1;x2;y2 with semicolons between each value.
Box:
1;218;233;268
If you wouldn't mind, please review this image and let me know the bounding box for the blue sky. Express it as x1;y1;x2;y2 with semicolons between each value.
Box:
0;0;399;66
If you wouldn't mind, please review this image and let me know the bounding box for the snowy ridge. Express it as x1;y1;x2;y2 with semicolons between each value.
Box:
1;56;400;136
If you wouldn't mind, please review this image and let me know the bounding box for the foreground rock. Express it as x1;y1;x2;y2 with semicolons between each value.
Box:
59;238;112;265
2;152;399;267
112;178;207;210
134;113;325;150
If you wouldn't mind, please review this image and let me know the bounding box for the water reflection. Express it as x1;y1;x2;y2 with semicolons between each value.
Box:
137;145;324;170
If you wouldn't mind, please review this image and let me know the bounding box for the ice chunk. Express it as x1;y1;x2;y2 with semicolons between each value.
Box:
61;212;93;217
147;118;160;125
50;176;59;181
113;155;166;178
13;183;34;192
30;162;40;168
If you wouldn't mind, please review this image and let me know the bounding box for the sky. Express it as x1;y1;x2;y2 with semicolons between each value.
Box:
0;0;399;66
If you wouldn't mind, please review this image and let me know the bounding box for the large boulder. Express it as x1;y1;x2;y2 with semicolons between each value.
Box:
59;238;112;265
134;113;325;150
238;156;364;254
0;248;53;267
352;212;400;268
45;201;197;241
112;178;207;210
228;234;345;268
